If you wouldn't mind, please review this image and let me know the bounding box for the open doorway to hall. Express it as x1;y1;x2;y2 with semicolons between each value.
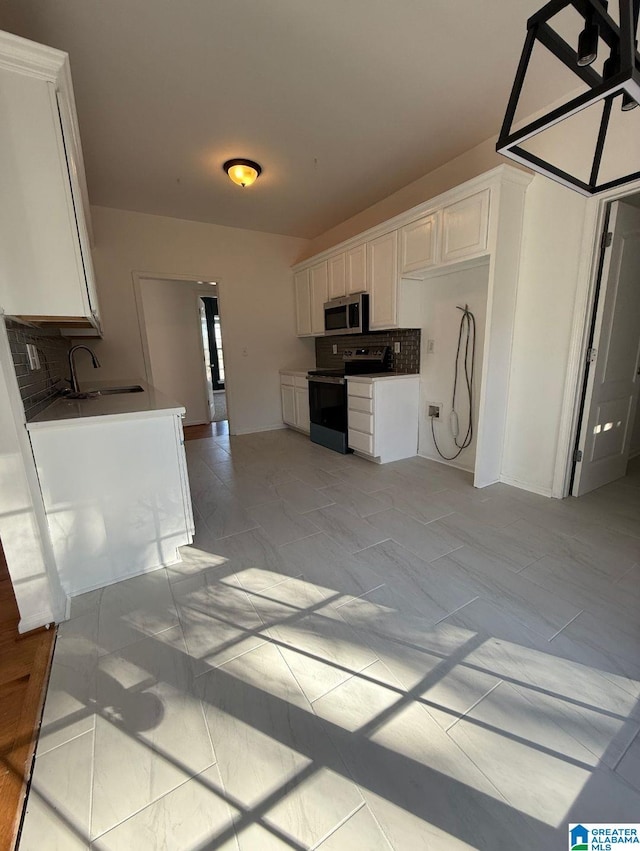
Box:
199;295;227;429
136;276;230;434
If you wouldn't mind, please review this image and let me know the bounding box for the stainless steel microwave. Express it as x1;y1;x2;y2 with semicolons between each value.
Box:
323;293;369;336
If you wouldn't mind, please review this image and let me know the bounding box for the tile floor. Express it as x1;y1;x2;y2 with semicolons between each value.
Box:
19;430;640;850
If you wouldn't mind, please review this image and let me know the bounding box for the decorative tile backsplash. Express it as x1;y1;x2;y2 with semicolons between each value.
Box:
315;328;421;373
5;319;70;420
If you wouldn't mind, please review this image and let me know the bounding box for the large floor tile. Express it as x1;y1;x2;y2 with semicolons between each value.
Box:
616;730;640;792
433;513;542;571
91;626;215;838
274;478;335;513
305;503;389;552
93;765;238;851
214;527;293;592
196;485;260;539
94;569;181;657
337;589;500;730
247;500;319;546
440;547;583;639
319;480;390;518
447;681;615;826
364;508;464;562
313;660;553;849
173;573;267;674
248;576;378;702
38;613;98;754
196;643;364;850
316;804;393;850
20;730;93;851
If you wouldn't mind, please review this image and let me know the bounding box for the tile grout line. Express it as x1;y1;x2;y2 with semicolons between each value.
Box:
610;724;640;773
432;595;481;626
310;801;367;850
334;583;386;610
547;610;584;642
310;659;381;706
445;680;504;733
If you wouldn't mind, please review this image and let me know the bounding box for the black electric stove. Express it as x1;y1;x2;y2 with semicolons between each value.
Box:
307;347;390;453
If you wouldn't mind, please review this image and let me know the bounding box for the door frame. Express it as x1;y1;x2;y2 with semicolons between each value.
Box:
556;176;640;498
201;295;225;391
131;270;234;432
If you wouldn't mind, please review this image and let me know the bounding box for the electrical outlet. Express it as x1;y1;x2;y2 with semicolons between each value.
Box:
332;344;338;355
428;402;443;419
393;341;401;354
427;339;435;354
26;343;41;371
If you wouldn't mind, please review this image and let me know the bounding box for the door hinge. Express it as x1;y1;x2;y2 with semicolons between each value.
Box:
586;347;597;364
602;231;613;249
574;449;583;463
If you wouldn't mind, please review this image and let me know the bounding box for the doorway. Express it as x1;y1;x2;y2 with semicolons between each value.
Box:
569;197;640;497
199;296;227;426
135;275;230;433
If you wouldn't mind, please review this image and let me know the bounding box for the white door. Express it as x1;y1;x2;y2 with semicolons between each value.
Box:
294;386;310;433
368;231;398;330
281;383;296;426
346;244;367;294
310;261;329;335
573;201;640;496
328;253;346;299
294;270;312;336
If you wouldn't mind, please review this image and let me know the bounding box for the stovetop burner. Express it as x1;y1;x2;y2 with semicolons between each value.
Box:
308;346;390;379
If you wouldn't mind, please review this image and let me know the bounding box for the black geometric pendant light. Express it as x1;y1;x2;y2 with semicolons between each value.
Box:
497;0;640;195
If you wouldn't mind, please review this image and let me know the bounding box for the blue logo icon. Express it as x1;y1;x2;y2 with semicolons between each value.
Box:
571;825;589;850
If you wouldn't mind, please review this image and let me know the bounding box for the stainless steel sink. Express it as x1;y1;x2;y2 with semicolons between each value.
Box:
94;385;144;395
63;385;145;400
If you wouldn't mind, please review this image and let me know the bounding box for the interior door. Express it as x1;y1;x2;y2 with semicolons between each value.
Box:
572;201;640;496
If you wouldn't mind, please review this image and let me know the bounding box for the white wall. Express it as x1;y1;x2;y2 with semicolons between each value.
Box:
139;278;212;426
82;207;315;435
502;177;589;495
415;263;489;472
0;318;66;631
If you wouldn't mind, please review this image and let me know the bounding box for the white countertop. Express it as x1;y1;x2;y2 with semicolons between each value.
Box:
346;373;420;383
27;380;185;429
279;368;312;377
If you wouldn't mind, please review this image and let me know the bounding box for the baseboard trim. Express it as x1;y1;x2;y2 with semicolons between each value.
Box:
499;474;554;498
231;424;287;436
417;451;474;474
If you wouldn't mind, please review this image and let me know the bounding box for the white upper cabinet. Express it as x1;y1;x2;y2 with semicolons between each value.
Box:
328;253;346;300
294;269;312;336
400;213;439;276
441;189;490;264
0;33;100;331
346;244;367;294
368;231;398;330
309;261;329;335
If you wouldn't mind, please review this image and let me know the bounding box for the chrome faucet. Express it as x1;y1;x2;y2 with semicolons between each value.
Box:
68;345;101;394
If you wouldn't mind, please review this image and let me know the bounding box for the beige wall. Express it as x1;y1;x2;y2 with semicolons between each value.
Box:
83;206;315;434
299;136;529;261
139;278;213;426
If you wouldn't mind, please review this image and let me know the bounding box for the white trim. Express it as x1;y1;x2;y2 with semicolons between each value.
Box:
18;614;59;634
555;174;640;498
499;474;553;498
233;423;287;436
0;30;66;79
292;165;532;271
417;450;473;475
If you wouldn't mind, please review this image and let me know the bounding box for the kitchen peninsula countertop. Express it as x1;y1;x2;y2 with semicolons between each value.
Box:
27;380;185;429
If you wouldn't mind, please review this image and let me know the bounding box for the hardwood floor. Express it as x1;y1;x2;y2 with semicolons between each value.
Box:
0;543;55;851
183;420;229;441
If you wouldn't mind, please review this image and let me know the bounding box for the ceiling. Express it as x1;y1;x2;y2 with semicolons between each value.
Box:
0;0;555;238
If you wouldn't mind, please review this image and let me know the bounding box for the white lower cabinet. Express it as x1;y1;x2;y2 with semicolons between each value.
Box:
280;372;310;434
28;412;194;597
347;376;419;463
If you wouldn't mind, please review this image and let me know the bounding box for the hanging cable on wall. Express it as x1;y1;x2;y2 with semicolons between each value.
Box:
431;304;476;461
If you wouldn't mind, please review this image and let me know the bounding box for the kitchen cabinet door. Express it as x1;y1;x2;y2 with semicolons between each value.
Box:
441;189;490;264
346;244;367;294
368;231;398;330
0;41;99;329
310;261;329;336
400;213;439;275
281;382;296;426
328;253;346;300
294;269;312;336
294;386;310;433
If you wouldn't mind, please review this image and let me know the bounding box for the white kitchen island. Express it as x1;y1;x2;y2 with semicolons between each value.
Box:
27;381;194;599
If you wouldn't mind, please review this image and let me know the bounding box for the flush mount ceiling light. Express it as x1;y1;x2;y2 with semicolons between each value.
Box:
497;0;640;195
223;158;262;188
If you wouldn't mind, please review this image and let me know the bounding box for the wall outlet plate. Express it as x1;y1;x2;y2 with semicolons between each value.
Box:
393;341;401;354
332;344;338;354
428;402;443;419
427;339;435;354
